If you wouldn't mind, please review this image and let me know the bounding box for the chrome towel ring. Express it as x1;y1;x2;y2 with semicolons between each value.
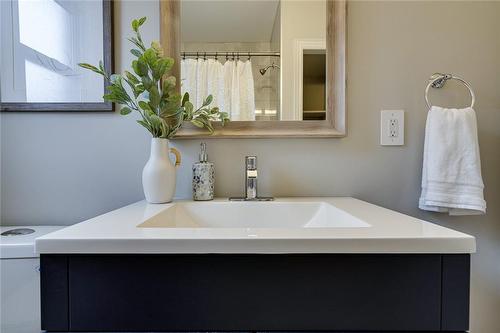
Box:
425;73;475;109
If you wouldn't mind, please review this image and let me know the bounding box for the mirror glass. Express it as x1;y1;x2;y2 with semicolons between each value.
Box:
180;0;326;121
0;0;111;111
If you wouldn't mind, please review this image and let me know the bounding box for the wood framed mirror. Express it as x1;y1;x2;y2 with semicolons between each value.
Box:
0;0;113;112
161;0;346;138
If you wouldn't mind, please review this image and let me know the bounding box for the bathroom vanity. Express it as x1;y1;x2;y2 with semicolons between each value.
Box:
36;198;474;333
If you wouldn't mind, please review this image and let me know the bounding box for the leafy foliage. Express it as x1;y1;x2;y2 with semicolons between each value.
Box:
79;17;229;138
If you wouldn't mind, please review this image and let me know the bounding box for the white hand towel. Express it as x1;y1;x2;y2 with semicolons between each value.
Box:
419;106;486;215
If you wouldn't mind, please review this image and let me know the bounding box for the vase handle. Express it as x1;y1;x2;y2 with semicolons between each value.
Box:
169;147;181;167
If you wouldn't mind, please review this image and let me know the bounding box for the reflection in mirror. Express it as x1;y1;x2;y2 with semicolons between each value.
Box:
0;0;112;111
180;0;326;121
303;52;326;120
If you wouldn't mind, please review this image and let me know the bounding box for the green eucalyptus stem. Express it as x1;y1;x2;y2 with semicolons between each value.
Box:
78;17;229;139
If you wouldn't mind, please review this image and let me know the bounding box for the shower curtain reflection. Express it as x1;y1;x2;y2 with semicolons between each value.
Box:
181;58;255;121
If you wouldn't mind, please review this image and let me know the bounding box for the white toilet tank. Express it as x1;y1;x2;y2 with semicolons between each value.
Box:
1;226;65;333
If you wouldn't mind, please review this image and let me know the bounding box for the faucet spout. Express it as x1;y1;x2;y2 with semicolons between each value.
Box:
229;156;274;202
245;156;258;200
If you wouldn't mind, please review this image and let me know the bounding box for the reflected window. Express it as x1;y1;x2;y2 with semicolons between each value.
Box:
1;0;105;103
18;0;73;67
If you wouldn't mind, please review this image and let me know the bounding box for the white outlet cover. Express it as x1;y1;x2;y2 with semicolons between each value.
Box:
380;110;404;146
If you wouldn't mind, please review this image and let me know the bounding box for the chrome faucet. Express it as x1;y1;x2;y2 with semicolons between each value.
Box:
245;156;258;199
229;156;274;201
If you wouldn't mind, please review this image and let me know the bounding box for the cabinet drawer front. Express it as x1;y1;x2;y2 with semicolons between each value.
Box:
68;254;442;332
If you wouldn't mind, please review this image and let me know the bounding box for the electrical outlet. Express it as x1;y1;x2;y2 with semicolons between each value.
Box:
381;110;404;146
389;119;398;137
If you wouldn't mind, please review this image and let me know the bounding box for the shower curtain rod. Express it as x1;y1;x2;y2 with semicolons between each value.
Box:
181;51;280;59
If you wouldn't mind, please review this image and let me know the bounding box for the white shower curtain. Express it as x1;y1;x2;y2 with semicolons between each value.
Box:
181;58;255;121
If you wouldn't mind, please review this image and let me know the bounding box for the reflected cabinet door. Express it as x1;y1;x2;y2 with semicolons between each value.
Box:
0;0;113;112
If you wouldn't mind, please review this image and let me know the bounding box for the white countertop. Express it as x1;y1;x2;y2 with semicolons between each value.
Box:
35;197;476;254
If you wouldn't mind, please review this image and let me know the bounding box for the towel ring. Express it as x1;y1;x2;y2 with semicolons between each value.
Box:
425;73;475;109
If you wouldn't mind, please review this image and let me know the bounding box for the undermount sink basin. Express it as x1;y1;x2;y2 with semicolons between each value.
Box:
138;200;370;229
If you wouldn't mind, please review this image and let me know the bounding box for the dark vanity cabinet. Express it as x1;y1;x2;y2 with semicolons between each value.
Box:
40;254;470;332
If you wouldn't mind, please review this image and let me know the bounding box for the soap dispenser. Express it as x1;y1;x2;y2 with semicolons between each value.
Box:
192;142;215;201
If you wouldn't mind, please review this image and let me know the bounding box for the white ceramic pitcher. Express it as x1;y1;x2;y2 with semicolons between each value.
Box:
142;138;181;203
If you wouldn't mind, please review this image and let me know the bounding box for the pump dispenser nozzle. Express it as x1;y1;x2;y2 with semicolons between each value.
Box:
199;142;208;162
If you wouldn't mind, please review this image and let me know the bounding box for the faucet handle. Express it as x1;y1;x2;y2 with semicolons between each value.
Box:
245;156;257;170
247;169;258;178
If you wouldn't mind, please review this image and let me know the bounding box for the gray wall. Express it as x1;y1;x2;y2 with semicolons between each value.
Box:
1;1;499;332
